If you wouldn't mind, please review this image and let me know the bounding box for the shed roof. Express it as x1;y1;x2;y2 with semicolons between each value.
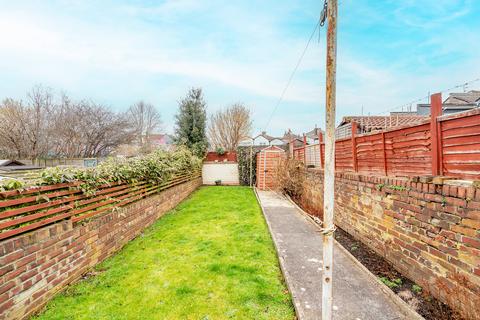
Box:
0;160;26;167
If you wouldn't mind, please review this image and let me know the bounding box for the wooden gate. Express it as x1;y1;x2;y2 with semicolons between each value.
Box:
256;146;286;190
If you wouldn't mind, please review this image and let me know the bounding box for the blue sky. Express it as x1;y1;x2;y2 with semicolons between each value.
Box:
0;0;479;135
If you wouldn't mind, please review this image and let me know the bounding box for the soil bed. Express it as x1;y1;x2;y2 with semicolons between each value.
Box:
334;228;463;320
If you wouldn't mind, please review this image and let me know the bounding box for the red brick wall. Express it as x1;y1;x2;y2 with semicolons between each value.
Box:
298;169;480;319
0;178;201;320
205;152;237;162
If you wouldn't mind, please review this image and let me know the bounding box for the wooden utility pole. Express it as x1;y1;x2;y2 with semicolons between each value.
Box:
322;0;337;319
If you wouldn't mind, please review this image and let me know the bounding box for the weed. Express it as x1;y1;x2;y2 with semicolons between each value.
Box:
387;185;408;191
380;276;403;289
441;196;447;207
412;284;422;294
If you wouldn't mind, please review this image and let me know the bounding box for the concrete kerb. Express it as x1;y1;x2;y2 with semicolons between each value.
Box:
253;187;303;320
283;193;424;320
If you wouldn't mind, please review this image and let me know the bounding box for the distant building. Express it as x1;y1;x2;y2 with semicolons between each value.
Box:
252;131;284;146
238;130;303;148
417;90;480;115
147;134;174;149
113;133;174;157
304;127;324;144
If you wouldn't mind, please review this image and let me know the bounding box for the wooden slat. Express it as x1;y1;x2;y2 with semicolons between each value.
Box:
0;189;81;209
0;211;75;241
0;182;80;198
0;174;199;239
0;184;132;219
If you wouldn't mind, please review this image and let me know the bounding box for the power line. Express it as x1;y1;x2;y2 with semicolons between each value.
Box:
263;19;321;131
379;77;480;115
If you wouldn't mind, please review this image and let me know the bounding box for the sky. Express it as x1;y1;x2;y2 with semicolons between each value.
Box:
0;0;479;136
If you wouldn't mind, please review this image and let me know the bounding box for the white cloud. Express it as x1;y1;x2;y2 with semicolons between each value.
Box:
0;0;478;136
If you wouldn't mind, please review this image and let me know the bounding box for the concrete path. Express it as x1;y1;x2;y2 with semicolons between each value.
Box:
256;190;412;320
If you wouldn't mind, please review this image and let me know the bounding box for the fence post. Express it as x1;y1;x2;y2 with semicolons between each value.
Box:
351;122;358;172
318;131;324;169
430;93;443;176
303;133;307;164
382;132;388;176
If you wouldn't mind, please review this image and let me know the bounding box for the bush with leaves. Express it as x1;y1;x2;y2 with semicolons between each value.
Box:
237;146;260;186
0;147;202;194
0;179;25;192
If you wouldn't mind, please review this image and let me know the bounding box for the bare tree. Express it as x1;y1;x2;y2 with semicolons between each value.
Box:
208;103;252;151
26;85;54;158
51;100;135;157
0;98;28;158
79;101;134;157
128;101;162;152
0;86;137;159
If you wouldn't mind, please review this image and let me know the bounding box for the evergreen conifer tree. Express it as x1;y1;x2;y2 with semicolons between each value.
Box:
174;88;208;157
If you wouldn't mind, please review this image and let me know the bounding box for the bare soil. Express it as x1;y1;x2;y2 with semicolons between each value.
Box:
334;228;464;320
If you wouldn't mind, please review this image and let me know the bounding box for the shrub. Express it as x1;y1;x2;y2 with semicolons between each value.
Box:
275;157;306;199
0;179;25;192
215;147;225;156
237;146;261;186
0;147;202;194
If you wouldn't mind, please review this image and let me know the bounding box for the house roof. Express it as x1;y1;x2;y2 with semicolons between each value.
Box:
253;131;288;143
304;127;324;139
281;130;302;142
444;90;480;105
339;115;428;131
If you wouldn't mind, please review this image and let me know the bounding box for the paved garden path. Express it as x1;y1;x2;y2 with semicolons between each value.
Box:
256;190;414;320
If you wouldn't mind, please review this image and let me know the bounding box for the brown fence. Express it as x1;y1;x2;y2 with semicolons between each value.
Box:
293;94;480;180
0;171;201;241
256;146;286;190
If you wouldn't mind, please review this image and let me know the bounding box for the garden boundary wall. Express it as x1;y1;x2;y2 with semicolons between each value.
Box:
296;169;480;319
292;95;480;180
202;162;240;185
0;175;201;320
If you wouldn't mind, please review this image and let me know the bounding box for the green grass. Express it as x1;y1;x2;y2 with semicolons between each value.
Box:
35;186;294;320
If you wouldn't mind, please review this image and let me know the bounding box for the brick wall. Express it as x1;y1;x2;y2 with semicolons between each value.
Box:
0;178;201;320
298;169;480;319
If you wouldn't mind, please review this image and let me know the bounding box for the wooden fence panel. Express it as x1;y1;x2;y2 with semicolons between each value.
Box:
335;139;354;172
293;148;305;162
290;109;479;180
385;123;432;177
305;144;321;167
440;109;480;179
356;133;384;175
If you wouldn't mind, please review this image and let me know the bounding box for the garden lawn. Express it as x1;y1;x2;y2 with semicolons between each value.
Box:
35;186;294;320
